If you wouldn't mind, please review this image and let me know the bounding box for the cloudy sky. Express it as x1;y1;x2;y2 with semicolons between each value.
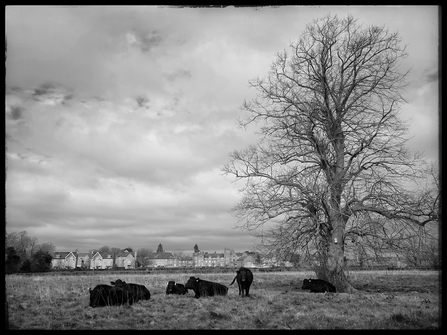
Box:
5;6;439;254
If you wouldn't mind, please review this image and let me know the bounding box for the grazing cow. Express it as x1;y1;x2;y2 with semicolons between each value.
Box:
185;276;228;299
301;278;336;293
89;284;132;307
229;267;254;297
166;281;188;295
110;279;151;302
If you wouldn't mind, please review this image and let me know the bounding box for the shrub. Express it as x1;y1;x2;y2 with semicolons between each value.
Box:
31;251;53;272
20;259;32;273
5;247;21;274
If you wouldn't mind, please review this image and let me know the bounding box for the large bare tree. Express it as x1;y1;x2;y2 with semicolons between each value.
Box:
223;15;439;292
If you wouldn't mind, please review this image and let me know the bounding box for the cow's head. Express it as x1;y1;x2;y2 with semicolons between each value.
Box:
239;267;253;282
185;277;200;290
166;281;176;293
301;278;311;289
111;279;126;287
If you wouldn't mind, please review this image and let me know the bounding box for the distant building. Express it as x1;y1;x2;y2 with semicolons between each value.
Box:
151;252;176;267
51;247;269;269
90;252;114;269
236;254;254;268
51;252;77;269
193;251;224;267
192;248;240;267
236;251;262;268
225;248;239;266
177;256;194;267
115;250;137;269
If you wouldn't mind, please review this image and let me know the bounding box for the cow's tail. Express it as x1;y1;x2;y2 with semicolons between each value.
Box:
229;276;237;286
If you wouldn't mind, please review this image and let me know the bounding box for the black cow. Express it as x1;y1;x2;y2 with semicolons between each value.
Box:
166;281;188;295
185;276;228;299
229;267;253;297
110;279;151;302
301;278;336;293
89;284;132;307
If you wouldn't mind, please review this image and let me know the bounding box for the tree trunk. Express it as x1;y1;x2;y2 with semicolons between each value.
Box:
326;236;356;293
323;209;357;293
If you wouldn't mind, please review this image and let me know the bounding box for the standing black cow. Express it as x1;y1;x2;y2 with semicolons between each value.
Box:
166;281;188;295
89;284;132;307
301;278;336;293
229;267;253;297
110;279;151;302
185;277;228;299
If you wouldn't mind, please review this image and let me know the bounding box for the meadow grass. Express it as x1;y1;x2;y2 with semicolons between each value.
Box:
5;270;440;329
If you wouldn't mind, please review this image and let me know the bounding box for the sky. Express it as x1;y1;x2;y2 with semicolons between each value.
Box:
5;6;439;254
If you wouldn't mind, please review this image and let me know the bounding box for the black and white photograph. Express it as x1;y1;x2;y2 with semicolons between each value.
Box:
5;5;439;330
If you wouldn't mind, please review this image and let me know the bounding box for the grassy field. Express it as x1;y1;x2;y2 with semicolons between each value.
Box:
5;270;440;329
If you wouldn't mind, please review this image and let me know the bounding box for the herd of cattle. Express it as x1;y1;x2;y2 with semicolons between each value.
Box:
89;267;337;307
